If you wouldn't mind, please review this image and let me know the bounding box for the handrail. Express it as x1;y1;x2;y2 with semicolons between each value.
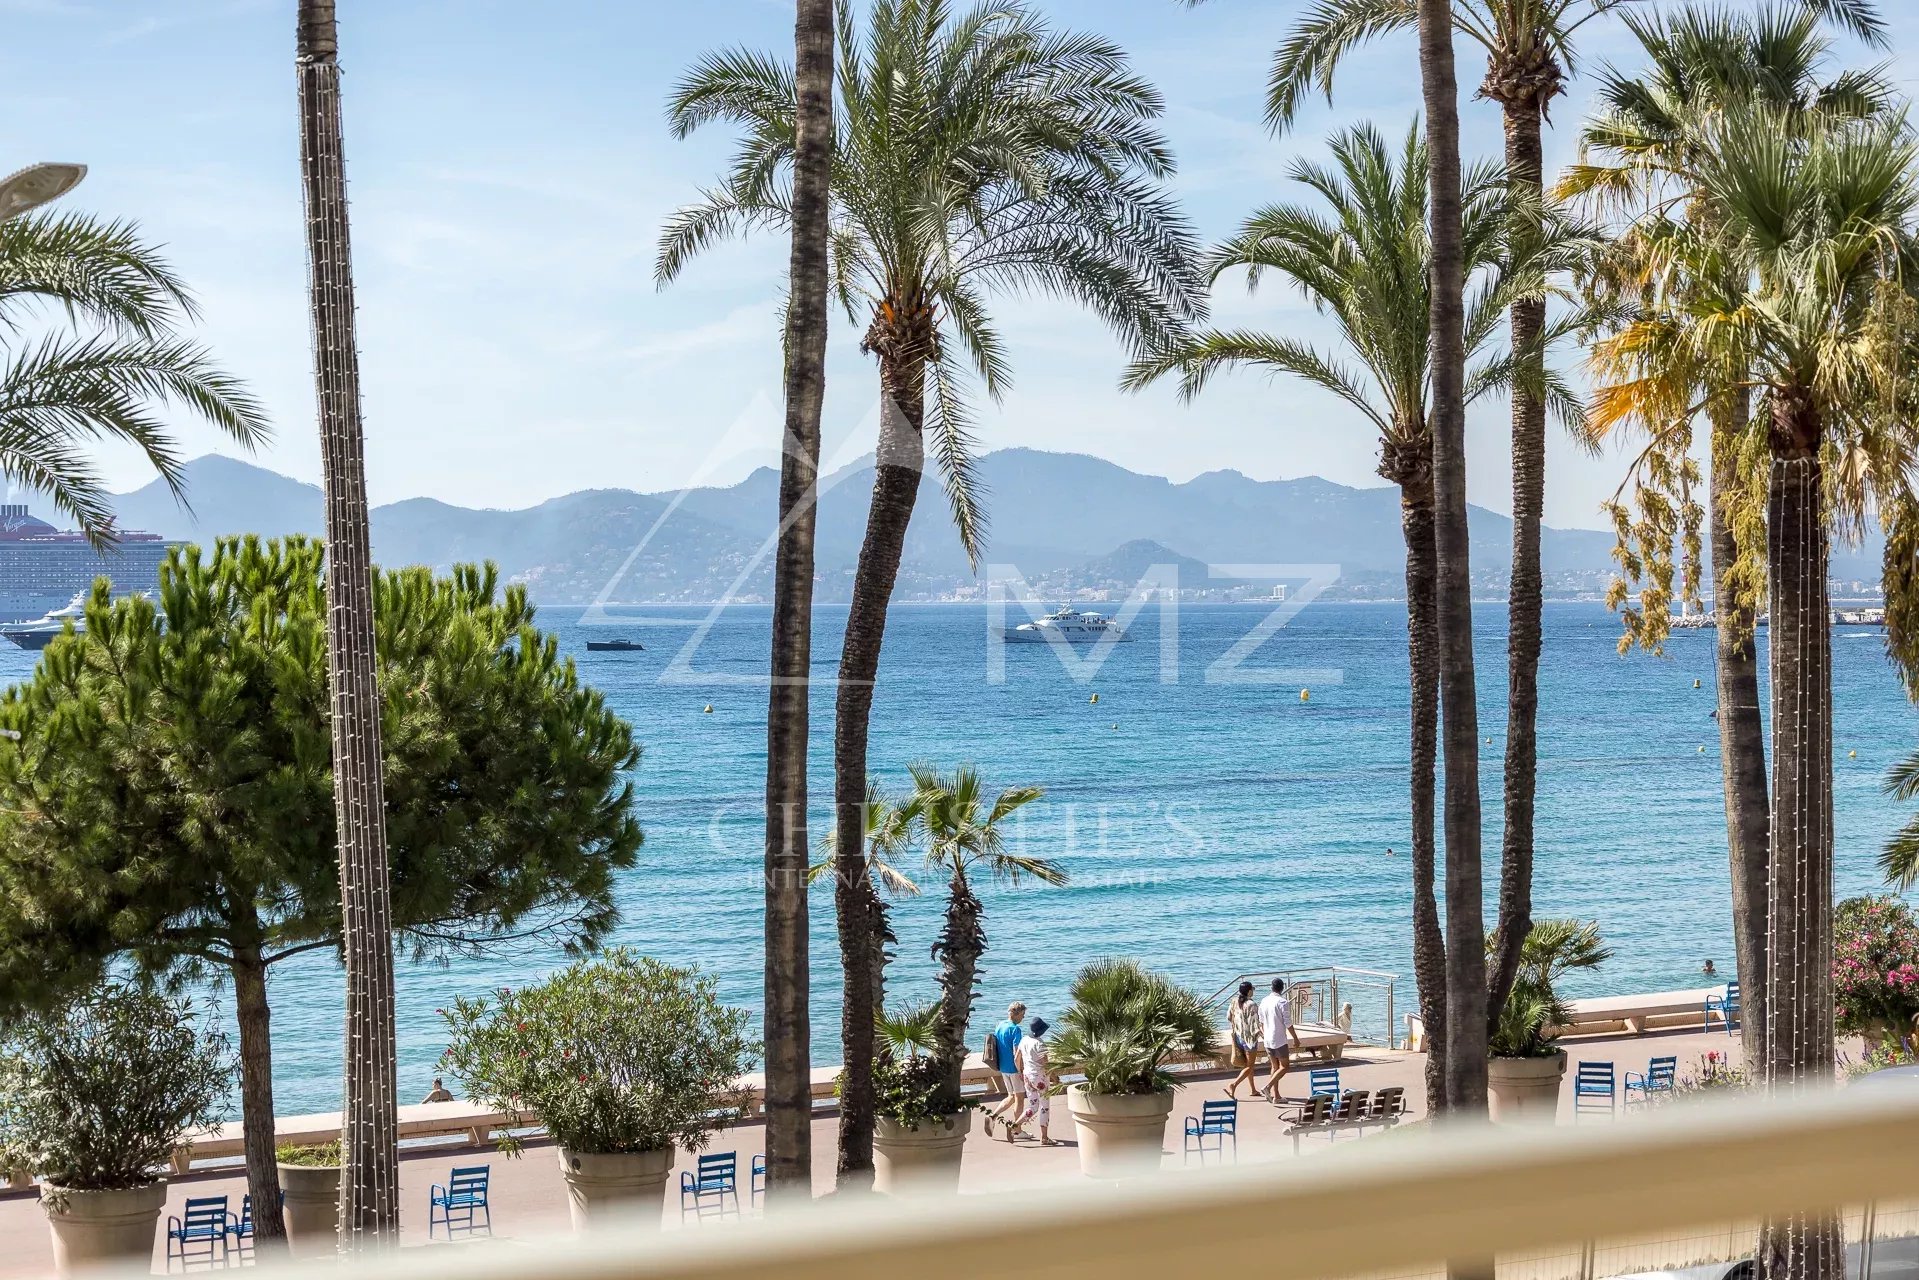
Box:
1205;965;1399;1047
269;1087;1919;1280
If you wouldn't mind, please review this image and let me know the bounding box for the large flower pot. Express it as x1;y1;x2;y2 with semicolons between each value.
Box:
276;1163;341;1258
1066;1086;1174;1178
40;1180;167;1275
557;1147;673;1231
1488;1051;1567;1124
873;1111;970;1196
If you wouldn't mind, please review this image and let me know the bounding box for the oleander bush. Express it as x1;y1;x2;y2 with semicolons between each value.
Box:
439;949;754;1156
0;984;230;1190
1834;896;1919;1047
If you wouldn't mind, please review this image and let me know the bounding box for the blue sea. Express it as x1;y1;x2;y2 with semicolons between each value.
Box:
4;600;1913;1114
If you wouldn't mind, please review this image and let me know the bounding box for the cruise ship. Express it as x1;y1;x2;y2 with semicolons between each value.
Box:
0;504;173;624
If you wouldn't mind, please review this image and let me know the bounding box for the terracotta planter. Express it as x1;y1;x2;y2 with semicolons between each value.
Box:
276;1162;341;1258
1488;1051;1567;1124
873;1111;969;1196
1066;1086;1173;1177
556;1147;673;1231
40;1180;167;1275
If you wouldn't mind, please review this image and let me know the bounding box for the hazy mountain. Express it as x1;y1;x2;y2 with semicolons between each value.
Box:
97;449;1879;603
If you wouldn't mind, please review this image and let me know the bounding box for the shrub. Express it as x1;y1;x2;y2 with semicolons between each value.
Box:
857;1001;964;1128
1488;919;1611;1059
0;984;230;1190
1051;959;1212;1096
439;949;755;1156
1834;896;1919;1046
1650;1050;1752;1104
275;1141;341;1167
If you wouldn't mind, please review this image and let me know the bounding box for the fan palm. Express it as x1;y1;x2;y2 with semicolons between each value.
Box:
1050;959;1213;1097
661;0;1199;1183
294;0;398;1245
1562;3;1895;1075
906;763;1063;1099
810;781;921;1024
1125;120;1548;1113
0;211;267;543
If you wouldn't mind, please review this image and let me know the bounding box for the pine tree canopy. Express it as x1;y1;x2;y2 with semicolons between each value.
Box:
0;535;644;1006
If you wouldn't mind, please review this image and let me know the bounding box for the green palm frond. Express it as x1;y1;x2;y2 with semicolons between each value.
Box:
0;213;197;339
812;780;923;896
1265;0;1417;135
662;0;1203;566
909;761;1061;888
876;1000;943;1056
0;333;269;545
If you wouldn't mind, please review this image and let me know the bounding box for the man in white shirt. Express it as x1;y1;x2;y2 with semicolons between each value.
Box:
1256;978;1301;1102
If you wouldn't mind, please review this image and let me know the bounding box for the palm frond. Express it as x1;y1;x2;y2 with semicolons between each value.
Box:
0;212;197;339
1265;0;1417;135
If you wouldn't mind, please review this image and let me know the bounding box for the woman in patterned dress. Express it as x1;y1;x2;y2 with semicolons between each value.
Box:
1015;1016;1058;1146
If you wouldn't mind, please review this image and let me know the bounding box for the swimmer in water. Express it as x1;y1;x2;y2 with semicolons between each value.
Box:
1702;959;1717;977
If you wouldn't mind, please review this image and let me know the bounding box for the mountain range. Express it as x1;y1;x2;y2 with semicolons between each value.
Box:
97;450;1875;604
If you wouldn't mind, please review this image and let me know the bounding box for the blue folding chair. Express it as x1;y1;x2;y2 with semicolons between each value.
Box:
167;1195;230;1270
750;1153;766;1208
1575;1061;1616;1119
429;1165;492;1239
1306;1067;1342;1101
1624;1056;1678;1106
226;1195;255;1258
680;1151;740;1221
1183;1099;1239;1162
1705;981;1740;1035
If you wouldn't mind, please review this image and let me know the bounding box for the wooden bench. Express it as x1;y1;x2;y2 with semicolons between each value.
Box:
1554;988;1721;1038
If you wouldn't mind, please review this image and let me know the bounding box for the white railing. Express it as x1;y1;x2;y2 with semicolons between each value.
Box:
1206;965;1400;1046
234;1085;1918;1280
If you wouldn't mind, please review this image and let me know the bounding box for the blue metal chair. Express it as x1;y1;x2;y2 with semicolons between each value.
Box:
1575;1061;1616;1119
1306;1067;1342;1101
1183;1098;1239;1162
750;1153;766;1208
1705;981;1741;1035
1624;1056;1678;1106
226;1195;254;1258
166;1195;230;1270
680;1151;740;1221
428;1165;492;1239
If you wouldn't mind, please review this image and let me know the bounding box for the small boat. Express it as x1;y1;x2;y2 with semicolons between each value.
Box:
585;638;645;652
1003;606;1129;644
1;594;88;650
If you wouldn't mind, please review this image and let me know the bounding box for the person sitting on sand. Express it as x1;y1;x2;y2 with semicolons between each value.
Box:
1015;1017;1058;1146
422;1077;454;1104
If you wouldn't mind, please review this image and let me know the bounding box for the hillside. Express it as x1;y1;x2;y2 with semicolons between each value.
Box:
95;449;1834;604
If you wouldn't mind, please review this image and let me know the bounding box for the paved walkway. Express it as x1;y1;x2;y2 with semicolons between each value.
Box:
0;1026;1745;1277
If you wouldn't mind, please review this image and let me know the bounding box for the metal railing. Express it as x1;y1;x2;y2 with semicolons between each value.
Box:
1205;965;1400;1047
255;1083;1919;1280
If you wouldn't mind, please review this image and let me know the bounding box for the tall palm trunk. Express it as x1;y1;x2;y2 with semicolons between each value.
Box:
832;334;929;1183
1758;394;1839;1280
931;872;985;1099
1416;0;1489;1116
761;0;835;1208
1709;399;1769;1069
1486;85;1549;1022
230;947;286;1247
1391;439;1448;1116
294;0;399;1245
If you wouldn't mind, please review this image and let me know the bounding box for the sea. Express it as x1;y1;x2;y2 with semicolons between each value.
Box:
3;599;1912;1115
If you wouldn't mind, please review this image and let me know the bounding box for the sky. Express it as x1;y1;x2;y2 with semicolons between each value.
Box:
3;0;1916;531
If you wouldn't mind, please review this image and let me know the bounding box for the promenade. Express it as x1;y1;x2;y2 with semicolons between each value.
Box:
0;1025;1746;1277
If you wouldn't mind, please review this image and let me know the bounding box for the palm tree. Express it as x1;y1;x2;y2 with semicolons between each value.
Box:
1408;0;1489;1116
810;780;921;1172
294;0;397;1246
1125;122;1548;1113
1562;2;1895;1074
660;0;1199;1183
1259;0;1885;1040
758;0;836;1207
907;763;1063;1099
0;211;268;542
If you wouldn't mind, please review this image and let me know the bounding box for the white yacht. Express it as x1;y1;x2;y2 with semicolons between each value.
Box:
1;593;87;650
1003;606;1130;644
